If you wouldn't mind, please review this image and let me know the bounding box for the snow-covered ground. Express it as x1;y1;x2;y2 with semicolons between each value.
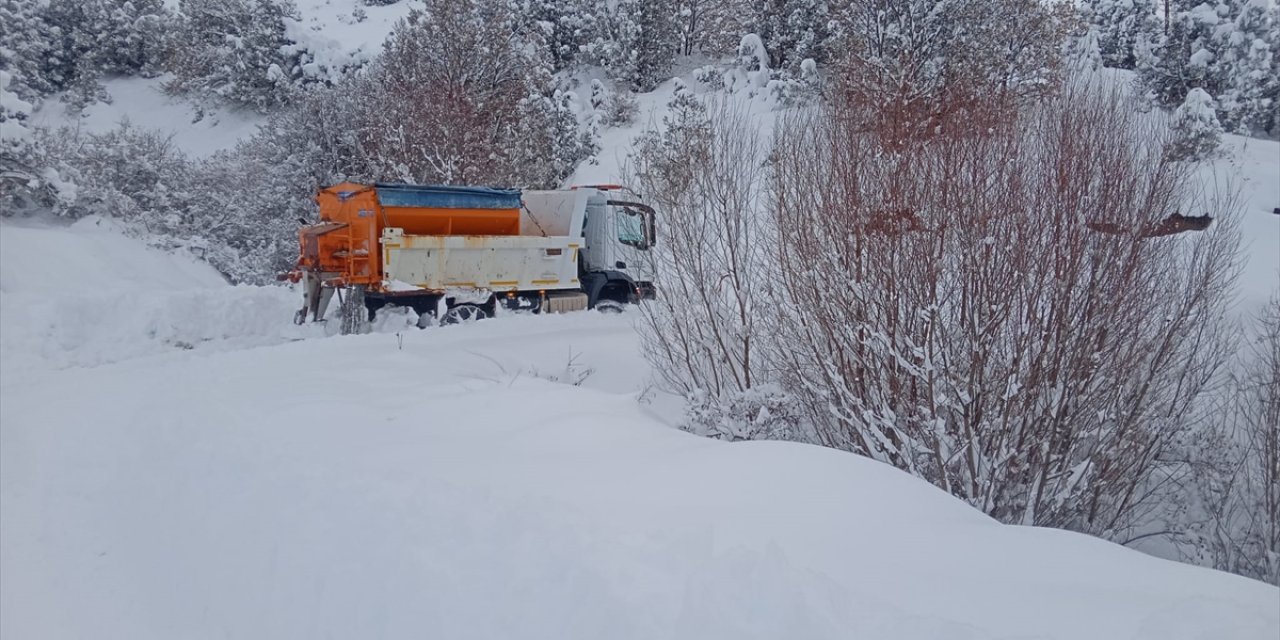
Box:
1212;134;1280;316
2;210;1278;640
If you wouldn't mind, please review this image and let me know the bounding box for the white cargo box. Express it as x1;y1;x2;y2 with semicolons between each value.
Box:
380;230;581;293
378;190;591;294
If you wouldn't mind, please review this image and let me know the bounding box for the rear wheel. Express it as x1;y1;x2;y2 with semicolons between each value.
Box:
440;303;490;325
595;300;625;314
339;286;368;335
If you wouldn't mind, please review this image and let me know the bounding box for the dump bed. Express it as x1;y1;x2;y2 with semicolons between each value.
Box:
380;190;589;293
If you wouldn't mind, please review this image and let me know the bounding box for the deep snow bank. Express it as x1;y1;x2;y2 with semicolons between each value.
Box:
0;218;307;374
1;325;1276;639
1213;134;1280;314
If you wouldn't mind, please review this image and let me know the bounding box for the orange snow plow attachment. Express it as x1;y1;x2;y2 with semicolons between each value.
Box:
285;182;525;287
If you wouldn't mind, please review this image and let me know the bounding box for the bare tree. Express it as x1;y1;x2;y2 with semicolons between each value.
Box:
354;0;589;188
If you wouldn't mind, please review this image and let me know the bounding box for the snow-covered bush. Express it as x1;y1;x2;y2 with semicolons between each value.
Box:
723;34;771;96
1138;0;1278;136
589;80;638;126
1226;293;1280;584
1166;87;1225;161
1176;290;1280;586
685;386;802;442
0;0;170;109
693;65;725;90
587;0;679;91
164;0;304;112
0;69;43;214
1079;0;1161;70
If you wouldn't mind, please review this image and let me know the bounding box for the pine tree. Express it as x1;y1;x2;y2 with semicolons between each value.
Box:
1082;0;1161;70
520;0;600;71
1166;87;1224;160
591;0;679;91
1137;1;1223;108
1138;0;1278;136
752;0;831;71
0;0;55;100
675;0;745;57
1214;0;1276;134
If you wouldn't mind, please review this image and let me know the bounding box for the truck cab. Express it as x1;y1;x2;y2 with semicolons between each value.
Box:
578;187;658;308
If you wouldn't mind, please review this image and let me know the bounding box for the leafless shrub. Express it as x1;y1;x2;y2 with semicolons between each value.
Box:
624;92;802;440
1233;293;1280;582
768;75;1241;537
828;0;1074;144
1189;293;1280;584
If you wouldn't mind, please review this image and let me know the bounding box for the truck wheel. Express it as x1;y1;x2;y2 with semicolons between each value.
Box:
440;303;489;325
339;286;369;335
595;300;625;314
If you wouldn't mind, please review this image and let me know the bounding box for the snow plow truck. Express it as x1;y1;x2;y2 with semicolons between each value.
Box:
282;182;657;332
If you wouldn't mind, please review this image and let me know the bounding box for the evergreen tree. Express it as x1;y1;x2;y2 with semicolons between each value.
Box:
752;0;831;70
1137;1;1223;108
1082;0;1161;70
1214;0;1276;134
1166;87;1224;160
675;0;745;57
1138;0;1278;135
0;0;55;100
520;0;600;71
591;0;679;91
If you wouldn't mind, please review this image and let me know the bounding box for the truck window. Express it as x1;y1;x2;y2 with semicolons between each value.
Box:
615;205;651;249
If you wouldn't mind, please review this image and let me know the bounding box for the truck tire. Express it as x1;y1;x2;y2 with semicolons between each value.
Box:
339;286;368;335
440;303;489;325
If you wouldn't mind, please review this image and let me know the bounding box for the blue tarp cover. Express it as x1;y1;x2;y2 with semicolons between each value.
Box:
373;183;522;210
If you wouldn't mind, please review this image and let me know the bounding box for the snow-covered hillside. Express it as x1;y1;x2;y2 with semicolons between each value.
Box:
29;0;422;157
2;204;1278;640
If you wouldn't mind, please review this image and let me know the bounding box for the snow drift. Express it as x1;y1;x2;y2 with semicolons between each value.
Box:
0;217;307;374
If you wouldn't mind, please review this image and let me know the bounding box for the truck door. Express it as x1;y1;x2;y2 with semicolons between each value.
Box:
607;200;656;286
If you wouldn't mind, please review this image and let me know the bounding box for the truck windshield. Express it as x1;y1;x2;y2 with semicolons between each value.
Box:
612;202;654;250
